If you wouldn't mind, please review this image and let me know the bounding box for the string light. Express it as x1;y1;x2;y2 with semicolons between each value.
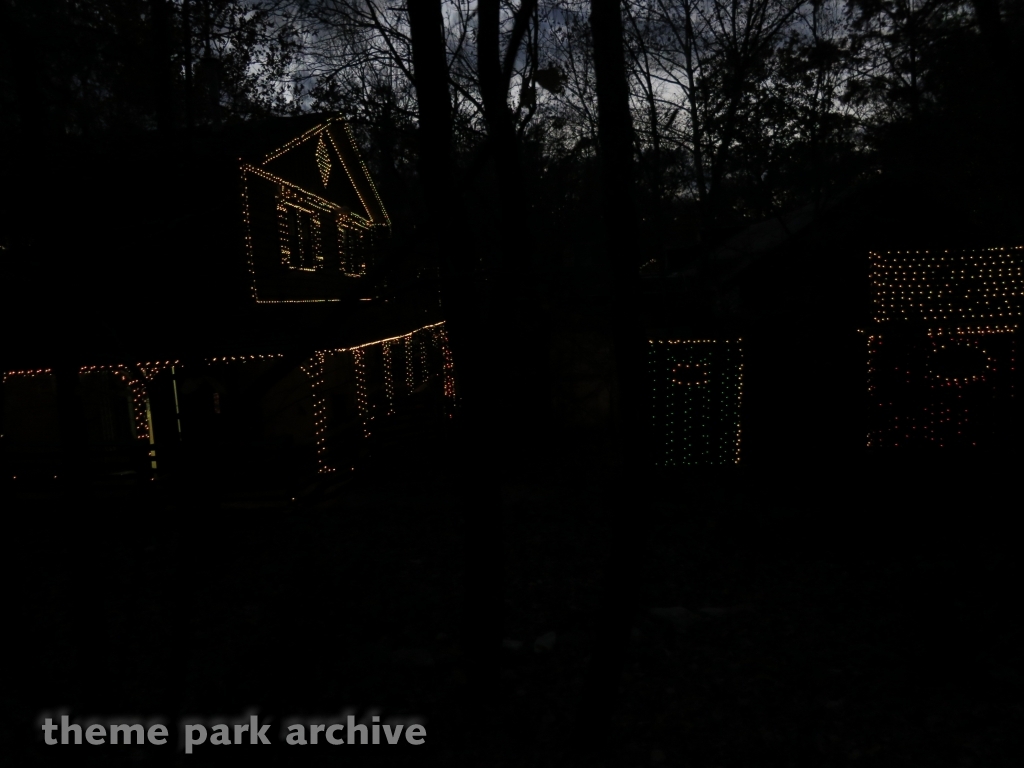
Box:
867;247;1021;448
298;320;453;474
315;134;332;187
241;117;391;303
264;121;337;164
299;351;332;473
405;334;416;392
3;363;174;444
431;326;457;408
261;113;391;226
418;334;428;386
136;361;179;381
240;166;258;302
867;325;1016;448
3;368;52;383
648;339;743;466
254;299;342;304
77;364;152;442
337;213;373;277
869;246;1023;324
326;122;390;227
382;341;396;415
353;347;371;438
6;116;444;475
4;322;453;476
206;353;285;363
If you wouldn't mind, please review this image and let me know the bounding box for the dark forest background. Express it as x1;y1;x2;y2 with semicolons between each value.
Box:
2;0;1023;263
3;2;1023;766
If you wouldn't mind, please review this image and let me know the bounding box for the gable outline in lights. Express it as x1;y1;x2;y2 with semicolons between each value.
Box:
240;116;391;304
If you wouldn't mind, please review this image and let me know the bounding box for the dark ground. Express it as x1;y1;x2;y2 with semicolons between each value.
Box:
5;421;1022;767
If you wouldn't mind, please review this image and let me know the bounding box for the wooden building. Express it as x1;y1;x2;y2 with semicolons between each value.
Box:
641;175;1023;465
1;115;454;482
866;247;1021;450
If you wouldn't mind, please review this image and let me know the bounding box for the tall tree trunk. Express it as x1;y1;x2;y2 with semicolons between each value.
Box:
477;0;548;435
681;3;708;202
478;0;517;197
972;0;1022;109
183;0;194;129
655;0;708;200
576;0;651;750
972;0;1010;66
624;2;665;208
477;0;518;346
408;0;505;742
151;0;176;134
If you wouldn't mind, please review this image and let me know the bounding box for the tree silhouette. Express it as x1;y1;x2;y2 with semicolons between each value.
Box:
407;0;509;740
571;0;650;748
